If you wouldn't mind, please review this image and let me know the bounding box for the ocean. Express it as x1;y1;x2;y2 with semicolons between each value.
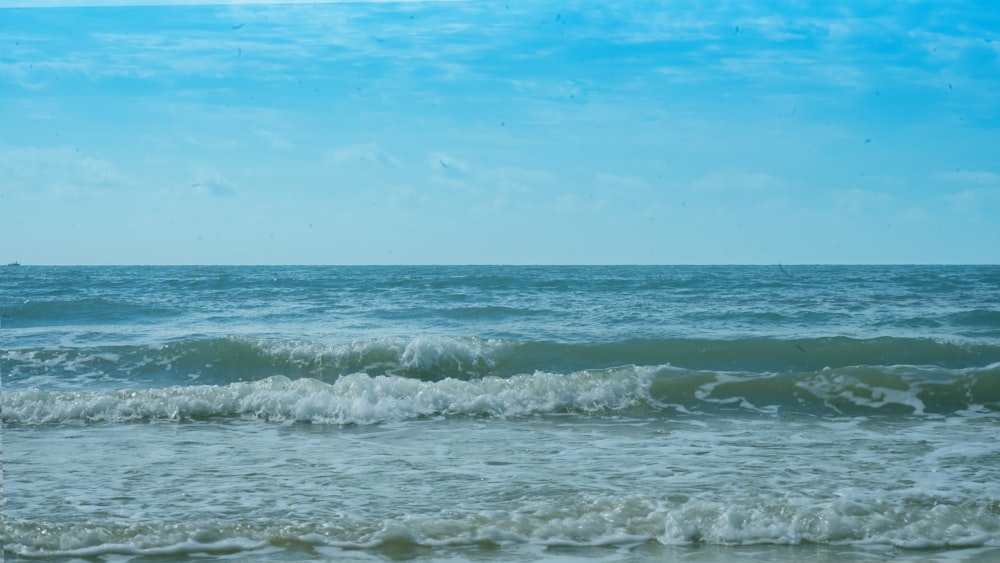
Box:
2;265;999;562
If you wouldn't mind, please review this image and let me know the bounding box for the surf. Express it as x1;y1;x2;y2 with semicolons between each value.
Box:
5;360;998;425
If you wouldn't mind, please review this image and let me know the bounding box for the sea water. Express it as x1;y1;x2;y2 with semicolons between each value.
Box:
2;265;999;562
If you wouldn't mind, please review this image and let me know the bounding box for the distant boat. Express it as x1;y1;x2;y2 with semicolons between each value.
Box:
6;261;20;266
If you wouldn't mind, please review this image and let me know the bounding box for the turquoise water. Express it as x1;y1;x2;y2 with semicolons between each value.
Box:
3;265;999;561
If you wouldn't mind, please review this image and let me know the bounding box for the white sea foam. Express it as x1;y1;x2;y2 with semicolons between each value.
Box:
2;366;656;425
12;537;269;559
9;493;997;559
251;335;510;378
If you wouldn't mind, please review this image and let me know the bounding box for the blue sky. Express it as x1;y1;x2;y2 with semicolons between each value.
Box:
1;1;998;264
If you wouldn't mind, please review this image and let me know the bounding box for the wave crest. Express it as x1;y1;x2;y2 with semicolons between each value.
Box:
5;361;999;425
6;335;999;390
2;367;654;425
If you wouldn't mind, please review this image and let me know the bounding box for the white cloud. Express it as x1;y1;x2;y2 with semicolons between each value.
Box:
597;173;646;190
485;167;555;210
0;62;48;90
552;191;609;215
935;170;1000;186
328;142;396;167
0;145;130;196
945;187;1000;213
256;129;291;150
691;170;783;192
179;134;240;151
909;29;990;64
828;188;892;215
893;207;929;223
429;152;469;176
189;173;237;197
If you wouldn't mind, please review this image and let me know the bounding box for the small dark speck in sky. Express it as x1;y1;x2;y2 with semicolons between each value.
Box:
232;23;245;30
865;138;871;143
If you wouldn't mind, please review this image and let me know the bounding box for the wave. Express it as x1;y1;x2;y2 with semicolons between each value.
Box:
2;296;178;327
7;493;1000;559
2;368;651;425
3;336;512;388
5;360;999;425
5;335;1000;387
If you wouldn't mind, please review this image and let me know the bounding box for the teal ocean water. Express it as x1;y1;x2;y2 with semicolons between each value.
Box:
3;265;999;562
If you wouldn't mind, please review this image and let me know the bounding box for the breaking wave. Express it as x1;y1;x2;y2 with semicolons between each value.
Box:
5;360;998;425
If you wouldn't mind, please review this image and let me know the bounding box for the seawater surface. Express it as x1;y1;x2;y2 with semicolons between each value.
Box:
3;265;1000;562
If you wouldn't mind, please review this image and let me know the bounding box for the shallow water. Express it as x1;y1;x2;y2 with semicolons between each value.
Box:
3;265;999;561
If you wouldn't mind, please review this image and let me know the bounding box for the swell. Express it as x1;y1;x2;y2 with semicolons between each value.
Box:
2;297;178;327
3;336;510;388
5;335;999;388
514;336;1000;374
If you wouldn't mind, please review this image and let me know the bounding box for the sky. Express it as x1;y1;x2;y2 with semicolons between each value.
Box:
1;0;998;265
